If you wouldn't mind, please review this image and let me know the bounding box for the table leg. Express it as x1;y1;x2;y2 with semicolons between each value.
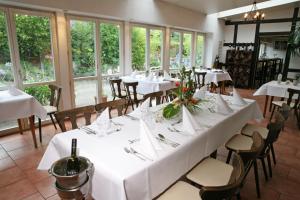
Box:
17;119;23;135
29;115;38;148
221;81;225;94
269;96;274;112
263;95;269;118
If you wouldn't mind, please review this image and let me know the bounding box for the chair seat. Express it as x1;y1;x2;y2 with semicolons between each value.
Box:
272;101;295;108
241;124;268;139
225;134;253;151
186;157;233;187
157;181;201;200
43;105;57;114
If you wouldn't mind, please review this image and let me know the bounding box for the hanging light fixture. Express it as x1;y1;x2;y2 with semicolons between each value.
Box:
244;1;265;21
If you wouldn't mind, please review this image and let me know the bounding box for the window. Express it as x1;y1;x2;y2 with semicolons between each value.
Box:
170;30;193;69
196;34;204;67
0;11;13;87
15;13;55;84
70;19;97;106
131;26;146;71
150;29;163;70
170;31;180;69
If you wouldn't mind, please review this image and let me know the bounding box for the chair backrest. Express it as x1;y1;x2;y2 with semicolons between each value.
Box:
54;105;95;132
238;132;264;170
279;103;291;120
95;99;127;117
143;91;163;107
200;153;244;200
287;88;300;108
49;84;62;109
109;79;123;98
194;72;207;88
264;112;285;148
124;81;139;102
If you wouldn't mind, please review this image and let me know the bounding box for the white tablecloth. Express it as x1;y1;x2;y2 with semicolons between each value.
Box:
38;94;262;200
0;89;47;121
195;69;232;86
253;81;300;98
121;75;175;95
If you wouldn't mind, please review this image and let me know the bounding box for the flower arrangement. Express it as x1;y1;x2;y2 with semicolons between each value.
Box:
163;67;199;119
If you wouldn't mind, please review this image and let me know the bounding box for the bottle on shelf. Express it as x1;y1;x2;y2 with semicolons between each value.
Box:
66;138;80;176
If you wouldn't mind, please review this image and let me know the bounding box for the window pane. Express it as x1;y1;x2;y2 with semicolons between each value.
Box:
182;33;192;68
150;29;162;70
0;11;13;87
15;13;55;84
170;31;180;69
100;23;120;75
131;27;146;71
70;20;96;78
74;79;97;106
196;35;204;66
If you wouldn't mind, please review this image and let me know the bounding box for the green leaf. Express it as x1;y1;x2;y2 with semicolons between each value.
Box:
163;103;181;119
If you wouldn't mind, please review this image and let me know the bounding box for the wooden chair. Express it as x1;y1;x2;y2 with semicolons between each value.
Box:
225;132;264;198
109;79;126;100
270;88;300;128
123;81;143;113
194;72;206;89
142;91;163;107
166;88;177;102
95;99;127;117
156;153;244;200
38;84;62;143
54;105;95;132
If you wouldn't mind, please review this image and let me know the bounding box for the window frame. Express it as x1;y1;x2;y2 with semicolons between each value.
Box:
130;23;165;72
195;33;205;67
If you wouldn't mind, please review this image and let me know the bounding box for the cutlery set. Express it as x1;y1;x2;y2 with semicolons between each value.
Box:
123;147;153;161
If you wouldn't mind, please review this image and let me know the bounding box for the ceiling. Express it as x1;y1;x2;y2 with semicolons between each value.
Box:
159;0;275;14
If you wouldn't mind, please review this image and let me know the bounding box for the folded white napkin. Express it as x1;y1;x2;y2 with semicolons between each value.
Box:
146;73;154;81
8;86;23;96
92;107;111;134
130;98;150;118
232;88;247;106
139;119;162;159
164;70;171;79
193;86;207;100
216;94;233;115
131;70;137;78
182;106;201;135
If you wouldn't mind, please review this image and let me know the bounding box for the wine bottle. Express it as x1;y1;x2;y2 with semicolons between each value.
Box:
66;138;80;176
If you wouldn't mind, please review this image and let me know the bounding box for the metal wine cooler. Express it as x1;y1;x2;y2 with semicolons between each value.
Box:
49;156;94;200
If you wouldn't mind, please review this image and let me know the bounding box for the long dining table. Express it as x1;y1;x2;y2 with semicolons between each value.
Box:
38;93;263;200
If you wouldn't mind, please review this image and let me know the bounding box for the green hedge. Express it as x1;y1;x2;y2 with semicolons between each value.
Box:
24;85;51;105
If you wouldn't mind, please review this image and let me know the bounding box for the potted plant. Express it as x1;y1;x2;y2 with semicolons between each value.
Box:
288;26;300;56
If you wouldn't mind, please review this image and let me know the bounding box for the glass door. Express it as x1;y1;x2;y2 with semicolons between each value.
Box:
69;18;98;107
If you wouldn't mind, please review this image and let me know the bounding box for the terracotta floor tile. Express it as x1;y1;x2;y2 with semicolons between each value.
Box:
0;156;16;171
34;177;57;199
1;138;32;151
21;192;45;200
8;145;45;160
46;194;60;200
0;179;37;200
15;152;43;170
287;168;300;184
0;167;25;188
25;167;51;184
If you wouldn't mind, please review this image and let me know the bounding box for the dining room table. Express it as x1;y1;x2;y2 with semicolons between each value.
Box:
38;92;263;200
121;74;176;95
253;80;300;117
0;88;47;148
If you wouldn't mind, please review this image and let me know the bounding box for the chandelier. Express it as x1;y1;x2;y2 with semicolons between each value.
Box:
244;1;265;21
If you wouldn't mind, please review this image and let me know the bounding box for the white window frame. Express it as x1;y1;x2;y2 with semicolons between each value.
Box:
130;23;165;72
195;33;205;67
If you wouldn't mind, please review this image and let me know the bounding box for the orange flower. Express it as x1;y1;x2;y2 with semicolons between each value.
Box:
191;98;198;104
182;87;188;92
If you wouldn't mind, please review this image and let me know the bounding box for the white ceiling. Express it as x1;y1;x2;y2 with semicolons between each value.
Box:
159;0;275;14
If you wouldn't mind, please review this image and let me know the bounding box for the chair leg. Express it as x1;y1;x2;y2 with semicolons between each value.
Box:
270;105;276;121
260;158;268;181
270;144;276;165
253;160;261;198
226;150;232;164
38;118;42;143
49;114;57;130
267;153;273;178
269;96;274;112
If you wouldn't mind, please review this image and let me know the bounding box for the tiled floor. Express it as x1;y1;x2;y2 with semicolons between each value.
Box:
0;89;299;200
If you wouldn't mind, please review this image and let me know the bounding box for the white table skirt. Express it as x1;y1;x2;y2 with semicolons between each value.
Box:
121;76;175;95
38;94;262;200
194;69;232;86
254;80;300;98
0;89;47;121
